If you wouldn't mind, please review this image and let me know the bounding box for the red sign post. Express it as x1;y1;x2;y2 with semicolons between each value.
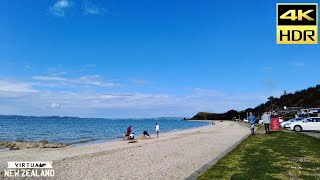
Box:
271;117;280;130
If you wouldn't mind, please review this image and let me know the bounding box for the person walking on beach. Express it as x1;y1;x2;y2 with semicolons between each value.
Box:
155;123;160;138
262;112;271;134
248;112;256;135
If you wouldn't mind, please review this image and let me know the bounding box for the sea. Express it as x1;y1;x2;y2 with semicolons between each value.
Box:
0;116;208;145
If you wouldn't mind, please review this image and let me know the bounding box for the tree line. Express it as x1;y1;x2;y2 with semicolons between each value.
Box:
191;85;320;120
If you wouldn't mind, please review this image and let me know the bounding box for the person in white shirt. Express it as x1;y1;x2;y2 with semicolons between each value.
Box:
262;112;271;134
129;133;135;140
155;123;160;138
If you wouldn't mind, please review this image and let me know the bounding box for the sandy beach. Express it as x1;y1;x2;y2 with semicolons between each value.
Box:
0;121;249;180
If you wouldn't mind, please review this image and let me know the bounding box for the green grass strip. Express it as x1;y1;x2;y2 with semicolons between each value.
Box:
198;131;320;180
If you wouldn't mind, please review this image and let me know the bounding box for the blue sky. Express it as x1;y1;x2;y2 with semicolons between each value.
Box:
0;0;319;118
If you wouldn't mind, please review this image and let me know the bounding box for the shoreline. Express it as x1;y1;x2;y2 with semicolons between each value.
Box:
0;121;249;179
0;121;210;151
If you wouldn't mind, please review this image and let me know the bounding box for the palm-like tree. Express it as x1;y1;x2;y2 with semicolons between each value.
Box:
268;96;274;111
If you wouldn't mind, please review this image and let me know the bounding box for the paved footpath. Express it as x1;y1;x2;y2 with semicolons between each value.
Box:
301;132;320;139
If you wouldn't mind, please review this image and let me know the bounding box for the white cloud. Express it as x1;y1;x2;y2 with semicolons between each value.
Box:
49;0;72;17
49;0;107;17
83;1;106;15
32;76;67;81
0;78;274;118
0;80;38;93
51;71;68;76
32;75;119;88
84;6;104;15
50;103;61;109
0;80;38;98
76;75;120;87
0;85;270;118
24;65;32;69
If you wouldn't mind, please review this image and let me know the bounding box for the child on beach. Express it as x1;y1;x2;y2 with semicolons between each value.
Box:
143;131;151;138
129;133;135;140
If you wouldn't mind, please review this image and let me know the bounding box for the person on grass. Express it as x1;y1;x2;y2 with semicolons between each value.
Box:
248;112;256;135
262;112;271;134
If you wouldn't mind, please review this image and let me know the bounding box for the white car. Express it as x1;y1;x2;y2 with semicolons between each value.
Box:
279;116;284;123
290;117;320;132
280;117;304;128
243;118;248;123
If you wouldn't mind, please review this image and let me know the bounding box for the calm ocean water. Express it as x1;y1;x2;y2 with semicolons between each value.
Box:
0;117;208;145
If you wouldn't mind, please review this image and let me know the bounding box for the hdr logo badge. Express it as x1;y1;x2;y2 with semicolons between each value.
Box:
276;3;318;44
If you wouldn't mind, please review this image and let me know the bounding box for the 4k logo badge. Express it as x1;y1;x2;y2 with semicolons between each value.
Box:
277;3;318;44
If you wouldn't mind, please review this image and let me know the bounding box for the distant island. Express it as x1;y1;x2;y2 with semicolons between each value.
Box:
0;115;83;120
0;115;184;121
191;84;320;120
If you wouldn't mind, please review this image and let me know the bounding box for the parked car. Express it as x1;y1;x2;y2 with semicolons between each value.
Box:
243;118;248;123
290;117;320;132
280;117;304;128
279;116;284;123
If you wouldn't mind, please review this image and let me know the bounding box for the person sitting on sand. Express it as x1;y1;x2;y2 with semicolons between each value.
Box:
129;133;135;140
143;131;151;138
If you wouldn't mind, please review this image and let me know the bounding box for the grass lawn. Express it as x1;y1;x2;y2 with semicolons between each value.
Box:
198;129;320;180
